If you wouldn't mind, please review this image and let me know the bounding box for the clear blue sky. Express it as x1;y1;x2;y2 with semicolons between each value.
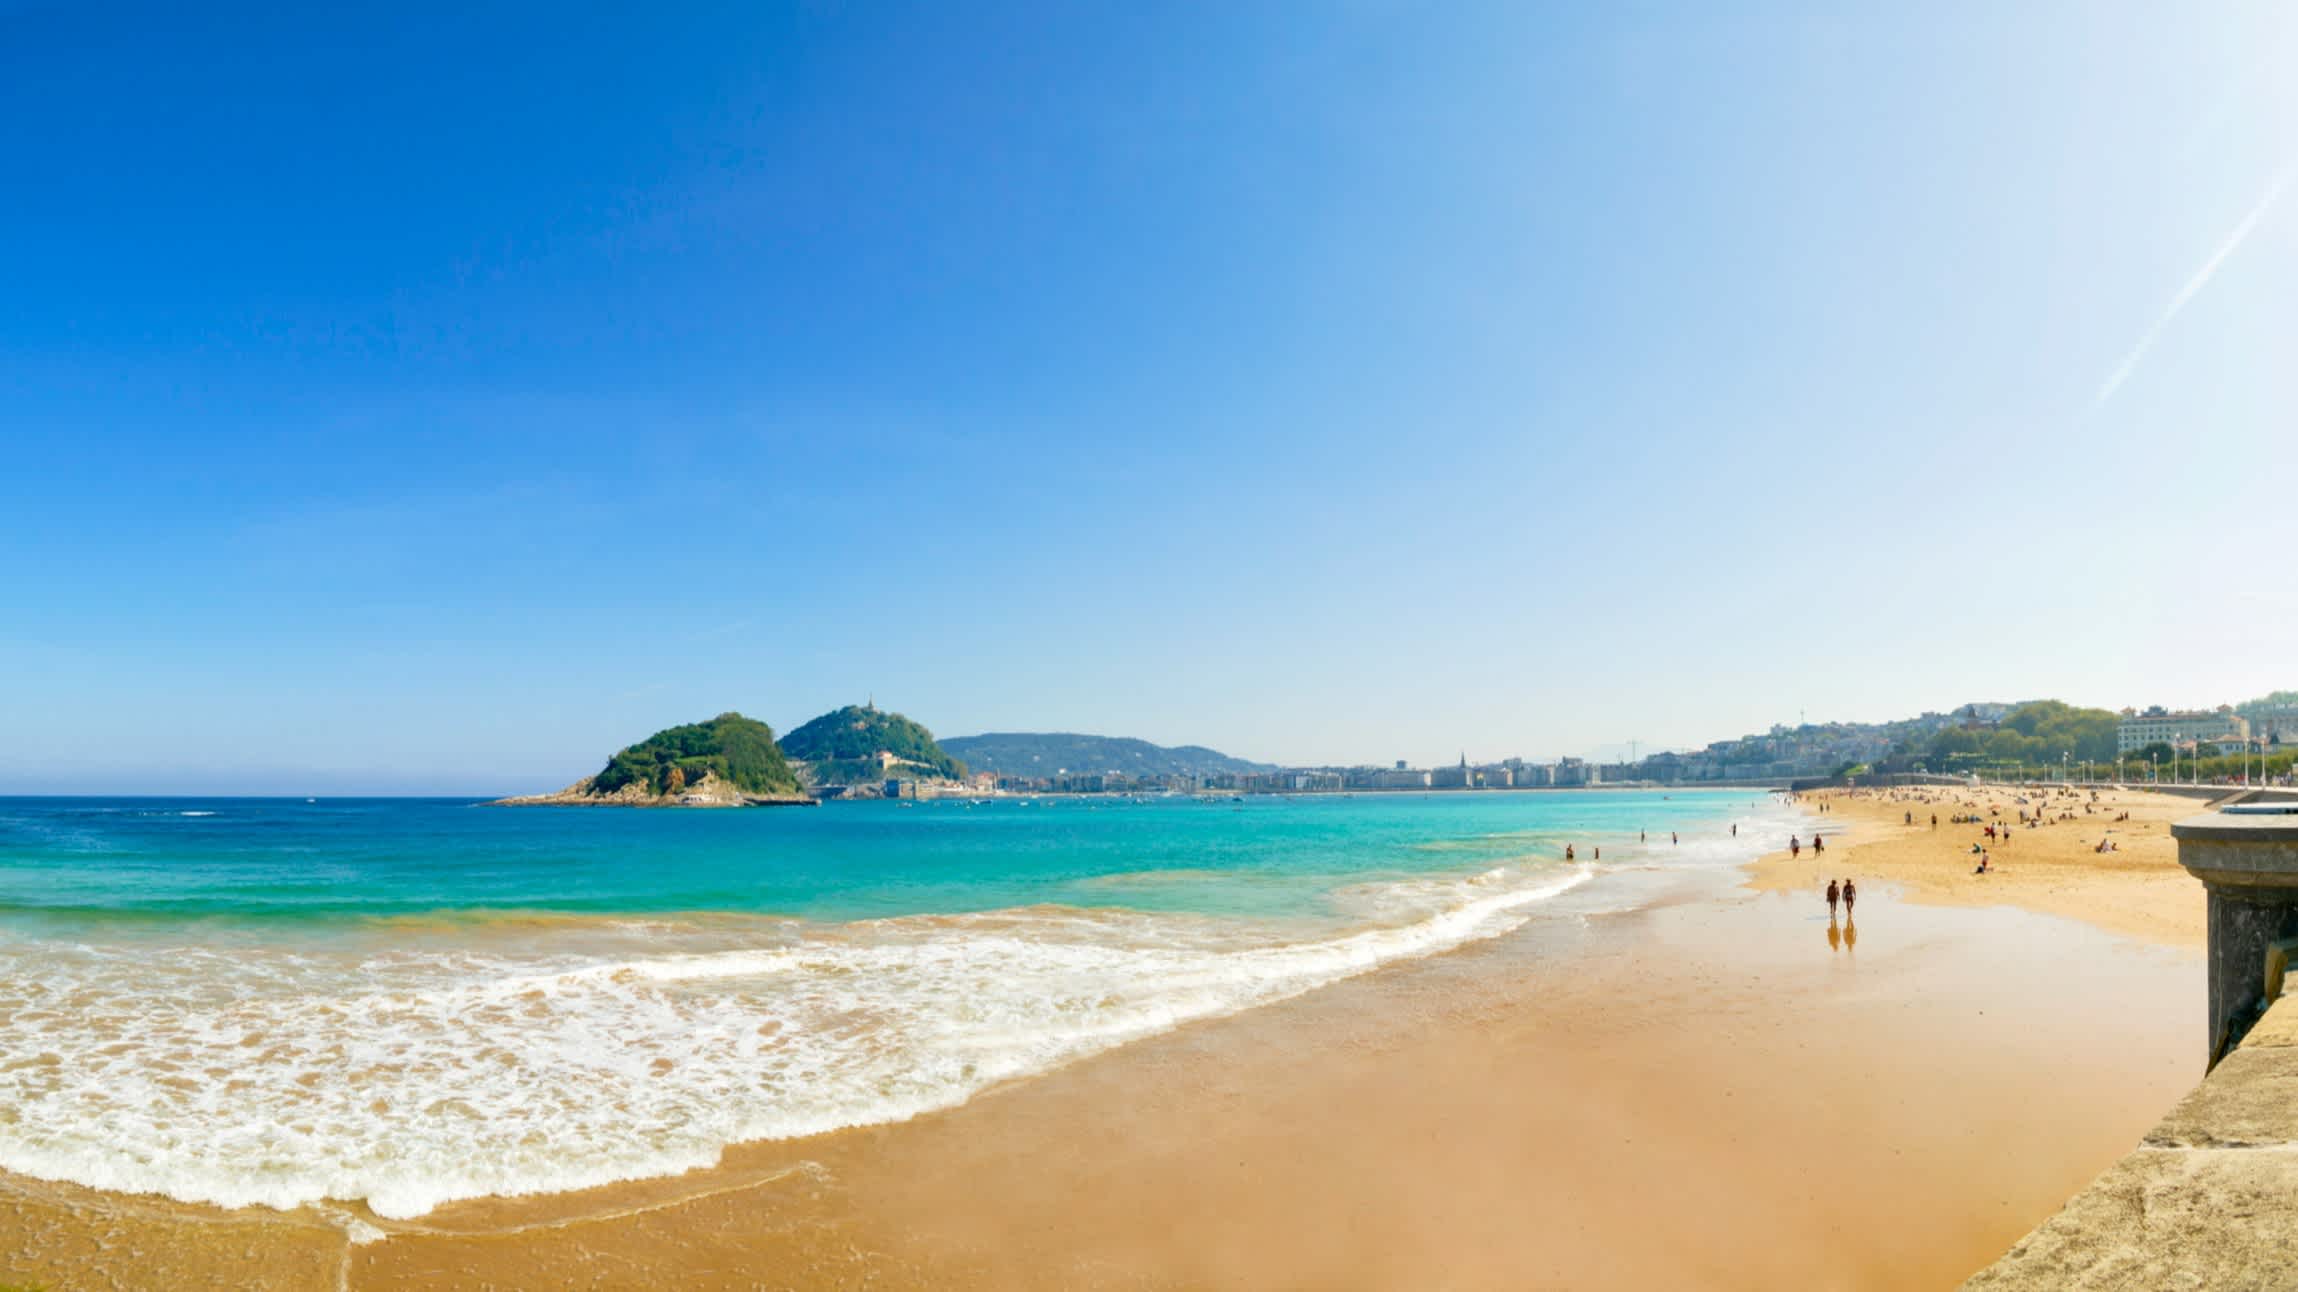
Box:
3;2;2292;793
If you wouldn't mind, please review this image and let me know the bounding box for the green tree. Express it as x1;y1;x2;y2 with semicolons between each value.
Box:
782;704;968;781
590;712;802;796
1915;700;2120;776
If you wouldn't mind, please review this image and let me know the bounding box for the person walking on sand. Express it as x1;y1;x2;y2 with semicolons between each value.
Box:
1843;880;1857;916
1565;844;1574;861
1826;878;1840;916
1790;835;1801;858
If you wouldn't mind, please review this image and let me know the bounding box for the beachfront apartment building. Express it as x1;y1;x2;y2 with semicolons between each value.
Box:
2117;706;2252;754
1362;767;1432;789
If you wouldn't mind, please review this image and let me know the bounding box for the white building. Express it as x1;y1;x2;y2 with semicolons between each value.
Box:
2118;706;2252;754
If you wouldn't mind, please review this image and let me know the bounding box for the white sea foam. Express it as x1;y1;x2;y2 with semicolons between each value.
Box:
0;864;1604;1219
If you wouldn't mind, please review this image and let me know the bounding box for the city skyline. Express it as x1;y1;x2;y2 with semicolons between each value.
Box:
4;4;2293;793
1;684;2286;796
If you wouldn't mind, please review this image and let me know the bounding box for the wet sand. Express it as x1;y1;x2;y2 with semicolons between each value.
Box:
1;813;2202;1290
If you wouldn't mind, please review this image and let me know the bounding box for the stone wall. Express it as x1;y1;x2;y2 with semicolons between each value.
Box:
1966;994;2298;1288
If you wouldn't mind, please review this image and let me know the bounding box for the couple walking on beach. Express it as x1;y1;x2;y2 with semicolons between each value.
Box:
1825;878;1856;917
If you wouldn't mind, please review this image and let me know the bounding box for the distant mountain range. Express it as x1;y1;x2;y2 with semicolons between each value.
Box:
941;732;1274;779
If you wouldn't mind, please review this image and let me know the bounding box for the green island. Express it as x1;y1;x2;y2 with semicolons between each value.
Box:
780;703;967;786
491;712;813;807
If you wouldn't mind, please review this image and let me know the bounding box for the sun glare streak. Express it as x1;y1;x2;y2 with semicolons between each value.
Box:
2089;165;2295;414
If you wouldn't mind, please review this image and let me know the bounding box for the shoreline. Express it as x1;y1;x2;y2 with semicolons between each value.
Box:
0;790;2207;1288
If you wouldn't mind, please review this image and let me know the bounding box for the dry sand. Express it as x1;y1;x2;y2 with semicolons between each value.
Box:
1;789;2212;1290
1749;784;2205;950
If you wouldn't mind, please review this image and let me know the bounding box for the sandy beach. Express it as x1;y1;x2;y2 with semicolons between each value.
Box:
0;788;2212;1290
1749;783;2206;949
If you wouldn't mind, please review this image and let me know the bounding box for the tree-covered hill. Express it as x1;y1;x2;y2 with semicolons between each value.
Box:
941;732;1273;779
782;704;966;783
591;712;803;797
1894;700;2121;774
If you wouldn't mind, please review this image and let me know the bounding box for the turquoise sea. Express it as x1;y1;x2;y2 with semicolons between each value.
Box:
0;789;1798;1218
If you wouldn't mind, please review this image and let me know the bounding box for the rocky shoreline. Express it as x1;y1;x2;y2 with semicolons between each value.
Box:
488;770;817;808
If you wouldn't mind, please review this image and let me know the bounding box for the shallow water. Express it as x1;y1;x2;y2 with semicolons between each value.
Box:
0;790;1798;1217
